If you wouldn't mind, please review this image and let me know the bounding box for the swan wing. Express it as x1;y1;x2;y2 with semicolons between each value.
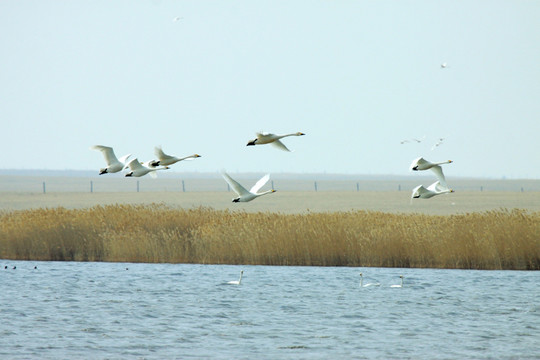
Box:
271;139;291;152
250;174;270;193
222;172;250;196
126;158;145;171
430;165;447;187
412;184;430;198
154;146;176;162
91;145;120;166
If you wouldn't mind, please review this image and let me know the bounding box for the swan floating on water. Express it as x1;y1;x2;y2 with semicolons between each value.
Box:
227;270;243;285
149;146;201;167
91;145;131;175
222;172;276;203
390;275;404;288
246;132;305;152
359;272;380;287
125;158;169;178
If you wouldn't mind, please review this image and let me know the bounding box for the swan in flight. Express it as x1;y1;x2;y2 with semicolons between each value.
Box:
390;275;404;288
410;157;452;187
227;270;243;285
246;132;305;152
411;181;454;199
222;172;276;203
431;138;445;151
125;158;169;178
149;146;201;167
360;273;380;287
91;145;132;175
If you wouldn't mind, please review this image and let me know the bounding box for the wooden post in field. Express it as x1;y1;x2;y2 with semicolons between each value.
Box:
42;182;46;194
357;182;359;192
137;180;140;193
314;181;318;192
480;186;483;192
398;184;401;191
271;180;274;190
182;180;186;192
90;181;93;193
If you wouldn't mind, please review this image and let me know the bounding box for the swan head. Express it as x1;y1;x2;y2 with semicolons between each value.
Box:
193;154;202;158
448;160;453;163
297;132;305;136
246;139;257;146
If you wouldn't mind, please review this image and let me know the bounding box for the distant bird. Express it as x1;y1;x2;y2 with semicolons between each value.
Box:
222;172;276;203
246;132;305;152
125;158;169;178
441;63;448;69
91;145;131;175
411;181;454;199
431;138;445;150
390;275;404;288
227;270;243;285
410;157;452;187
360;272;380;287
400;135;425;144
148;146;201;167
173;16;183;22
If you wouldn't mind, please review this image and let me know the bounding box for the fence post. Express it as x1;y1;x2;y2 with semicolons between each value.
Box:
480;186;483;192
182;180;186;192
398;184;401;191
90;181;93;193
357;182;359;192
137;180;140;193
271;180;274;190
42;182;46;194
314;181;318;192
227;184;230;192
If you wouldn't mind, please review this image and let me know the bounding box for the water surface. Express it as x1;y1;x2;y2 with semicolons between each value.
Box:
1;261;538;359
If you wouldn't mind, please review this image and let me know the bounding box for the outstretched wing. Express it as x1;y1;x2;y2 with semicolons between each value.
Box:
250;174;270;193
126;158;145;171
91;145;119;166
222;172;249;196
154;146;176;162
271;139;291;152
429;165;447;187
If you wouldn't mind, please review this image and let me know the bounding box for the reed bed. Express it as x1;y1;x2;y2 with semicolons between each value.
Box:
0;204;538;270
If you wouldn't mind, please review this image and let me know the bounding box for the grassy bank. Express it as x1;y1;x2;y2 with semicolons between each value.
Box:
0;204;538;270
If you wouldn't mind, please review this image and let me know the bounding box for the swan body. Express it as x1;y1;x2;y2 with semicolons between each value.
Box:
222;172;276;202
412;181;454;199
149;146;201;167
227;271;243;285
125;158;169;178
246;132;305;152
91;145;131;175
390;275;404;288
410;157;452;187
359;272;380;287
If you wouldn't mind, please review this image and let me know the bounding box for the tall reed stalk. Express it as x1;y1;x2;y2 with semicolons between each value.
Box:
0;205;538;270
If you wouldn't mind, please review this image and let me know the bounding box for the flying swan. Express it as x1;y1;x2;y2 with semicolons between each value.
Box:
411;181;454;199
227;270;243;285
125;158;169;178
148;146;201;167
246;132;305;152
390;275;404;288
90;145;131;175
222;172;276;202
410;157;452;188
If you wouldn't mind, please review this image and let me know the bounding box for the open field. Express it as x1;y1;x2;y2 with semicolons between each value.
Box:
1;173;540;214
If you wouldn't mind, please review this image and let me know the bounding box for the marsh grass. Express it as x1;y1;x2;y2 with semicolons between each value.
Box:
0;204;538;270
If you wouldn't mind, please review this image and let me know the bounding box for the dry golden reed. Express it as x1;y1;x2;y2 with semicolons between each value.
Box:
0;204;538;270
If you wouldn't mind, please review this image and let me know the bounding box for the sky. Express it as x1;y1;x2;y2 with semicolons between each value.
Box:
2;1;540;178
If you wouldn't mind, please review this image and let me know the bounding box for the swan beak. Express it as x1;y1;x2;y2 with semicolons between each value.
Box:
448;160;453;163
299;132;305;136
271;189;277;193
450;189;455;193
195;154;201;158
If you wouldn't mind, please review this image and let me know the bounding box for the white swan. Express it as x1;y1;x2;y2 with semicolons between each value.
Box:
410;157;452;187
246;132;305;152
148;146;201;167
125;158;169;178
411;181;454;199
360;272;380;287
431;138;445;151
227;270;243;285
90;145;131;175
390;275;404;288
222;172;276;203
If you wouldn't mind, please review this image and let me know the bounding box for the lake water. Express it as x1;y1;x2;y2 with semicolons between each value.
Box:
0;261;538;359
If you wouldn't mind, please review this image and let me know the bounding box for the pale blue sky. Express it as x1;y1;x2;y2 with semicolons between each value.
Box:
2;1;539;178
